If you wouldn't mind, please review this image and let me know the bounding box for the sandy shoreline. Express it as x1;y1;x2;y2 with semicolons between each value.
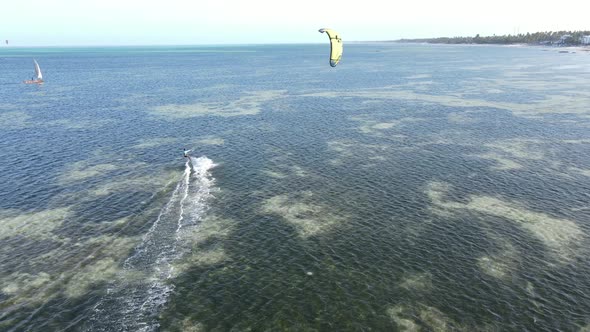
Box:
545;45;590;52
469;43;589;52
399;42;590;53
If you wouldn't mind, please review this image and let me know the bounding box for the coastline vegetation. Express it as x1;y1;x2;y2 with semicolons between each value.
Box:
397;30;590;46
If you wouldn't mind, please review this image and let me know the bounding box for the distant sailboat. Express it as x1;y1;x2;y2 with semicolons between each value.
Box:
24;59;44;84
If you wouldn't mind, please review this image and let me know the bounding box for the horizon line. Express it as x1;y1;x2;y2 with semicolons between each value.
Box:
0;40;398;48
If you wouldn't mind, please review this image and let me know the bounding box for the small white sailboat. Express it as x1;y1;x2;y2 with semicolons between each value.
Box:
24;59;44;84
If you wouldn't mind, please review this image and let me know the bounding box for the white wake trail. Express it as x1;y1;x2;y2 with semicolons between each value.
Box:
176;159;192;239
177;156;217;236
87;156;216;332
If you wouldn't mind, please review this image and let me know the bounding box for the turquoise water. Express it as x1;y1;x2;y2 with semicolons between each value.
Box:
1;44;589;331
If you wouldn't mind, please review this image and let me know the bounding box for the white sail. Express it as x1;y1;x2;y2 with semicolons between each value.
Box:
33;59;42;80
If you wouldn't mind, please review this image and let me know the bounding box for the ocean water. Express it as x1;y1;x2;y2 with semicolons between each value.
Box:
1;43;590;331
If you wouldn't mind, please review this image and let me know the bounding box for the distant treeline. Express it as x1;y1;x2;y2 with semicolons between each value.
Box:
398;31;590;45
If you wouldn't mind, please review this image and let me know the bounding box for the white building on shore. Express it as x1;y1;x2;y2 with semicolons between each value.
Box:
581;35;590;45
557;35;573;45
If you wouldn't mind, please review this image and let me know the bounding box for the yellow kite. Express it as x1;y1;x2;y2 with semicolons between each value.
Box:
318;28;342;67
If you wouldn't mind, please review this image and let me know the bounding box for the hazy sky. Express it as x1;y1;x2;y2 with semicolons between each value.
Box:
2;0;590;46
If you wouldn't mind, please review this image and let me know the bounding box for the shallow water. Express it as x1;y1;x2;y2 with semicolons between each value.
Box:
1;44;589;331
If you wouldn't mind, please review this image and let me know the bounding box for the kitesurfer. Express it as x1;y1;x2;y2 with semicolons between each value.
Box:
183;148;191;158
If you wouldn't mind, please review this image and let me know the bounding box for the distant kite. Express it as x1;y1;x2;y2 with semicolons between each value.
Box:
318;28;342;67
